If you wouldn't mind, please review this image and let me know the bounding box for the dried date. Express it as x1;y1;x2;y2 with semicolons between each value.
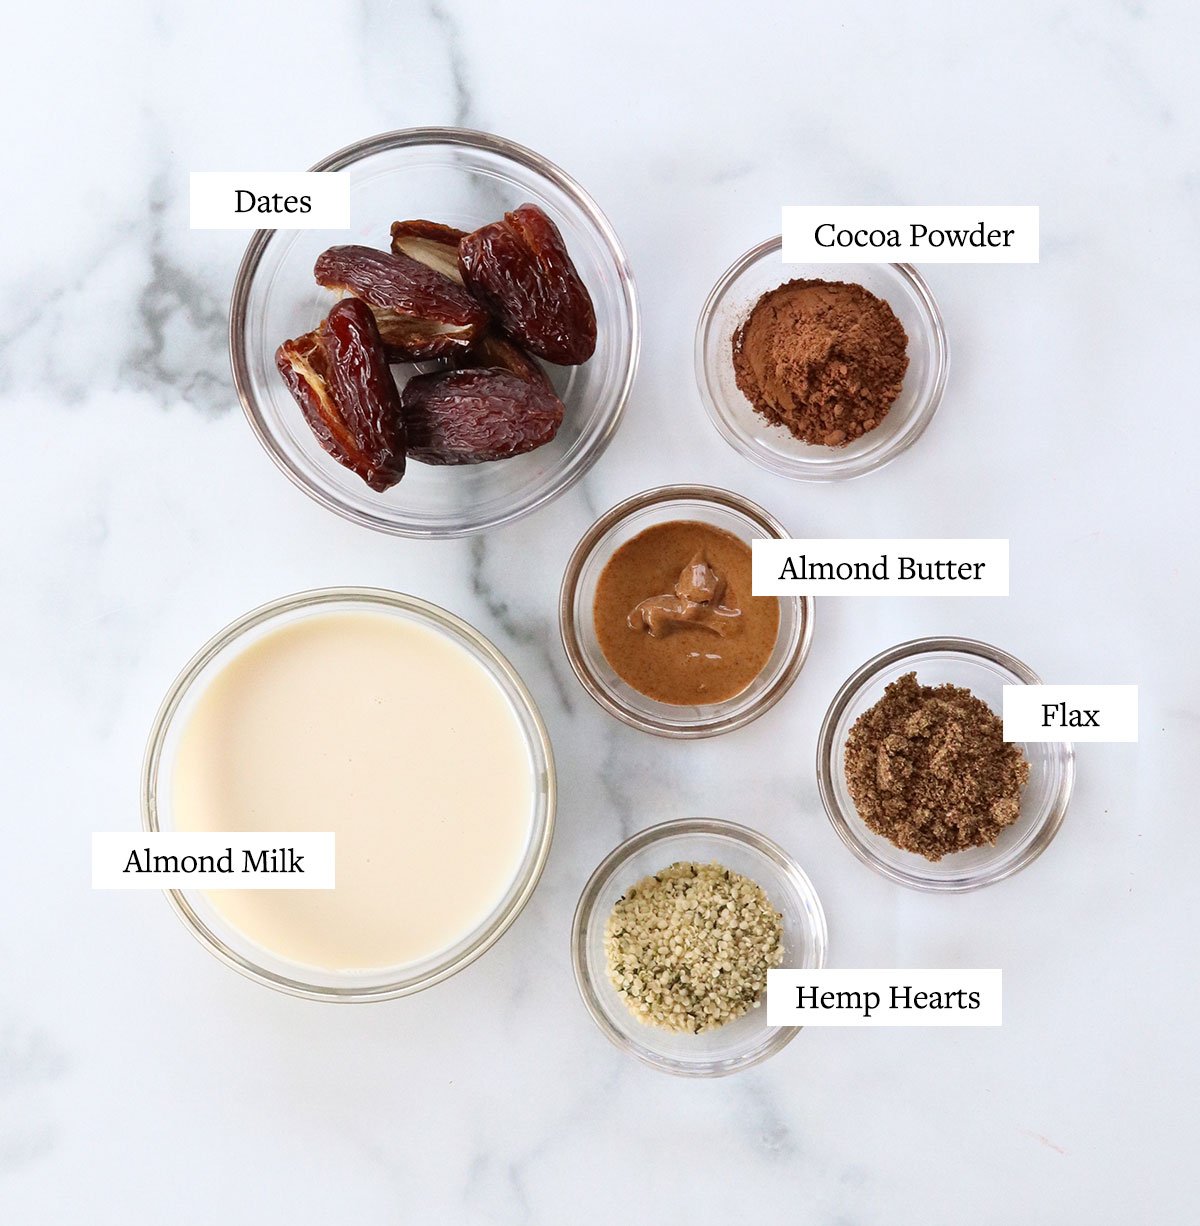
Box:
275;298;406;491
390;219;467;284
450;330;554;394
314;244;487;361
458;203;597;365
400;367;564;465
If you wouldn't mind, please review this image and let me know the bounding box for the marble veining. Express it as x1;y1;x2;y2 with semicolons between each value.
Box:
2;1;1196;1223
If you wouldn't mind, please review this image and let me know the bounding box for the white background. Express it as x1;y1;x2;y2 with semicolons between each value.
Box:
91;833;337;889
752;538;1010;594
3;2;1196;1223
1004;684;1140;742
782;206;1040;262
766;970;1003;1026
188;172;350;230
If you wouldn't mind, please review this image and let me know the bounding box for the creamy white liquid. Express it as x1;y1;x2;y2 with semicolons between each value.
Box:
172;611;536;972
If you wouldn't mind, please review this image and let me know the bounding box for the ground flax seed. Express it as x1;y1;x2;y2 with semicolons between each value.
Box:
844;672;1030;861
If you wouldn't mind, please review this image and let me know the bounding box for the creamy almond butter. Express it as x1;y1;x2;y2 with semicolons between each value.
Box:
592;520;779;705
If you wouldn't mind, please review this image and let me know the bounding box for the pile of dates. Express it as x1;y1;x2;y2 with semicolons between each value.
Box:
276;204;596;492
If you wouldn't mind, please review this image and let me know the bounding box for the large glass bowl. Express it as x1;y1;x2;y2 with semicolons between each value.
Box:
230;128;639;536
141;588;556;1000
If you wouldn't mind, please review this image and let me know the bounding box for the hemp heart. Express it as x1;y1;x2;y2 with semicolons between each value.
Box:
604;861;783;1034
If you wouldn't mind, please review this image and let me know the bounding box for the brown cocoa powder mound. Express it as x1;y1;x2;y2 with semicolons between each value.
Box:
843;672;1030;862
731;279;908;446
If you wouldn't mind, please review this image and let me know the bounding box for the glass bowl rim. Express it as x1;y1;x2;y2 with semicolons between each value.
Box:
570;816;829;1077
816;635;1075;893
140;585;557;1001
558;483;815;738
228;125;641;538
694;234;950;482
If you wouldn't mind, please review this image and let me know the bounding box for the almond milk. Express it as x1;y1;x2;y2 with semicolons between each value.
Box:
171;611;536;972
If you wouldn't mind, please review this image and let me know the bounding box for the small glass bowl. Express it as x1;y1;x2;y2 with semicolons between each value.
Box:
230;128;639;537
141;588;556;1000
695;236;949;481
817;637;1074;892
571;818;828;1077
558;485;814;737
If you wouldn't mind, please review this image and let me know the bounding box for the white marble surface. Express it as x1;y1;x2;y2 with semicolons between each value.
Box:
3;2;1197;1221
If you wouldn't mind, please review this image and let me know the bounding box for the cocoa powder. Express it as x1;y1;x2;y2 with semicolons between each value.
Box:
731;279;908;446
843;672;1029;861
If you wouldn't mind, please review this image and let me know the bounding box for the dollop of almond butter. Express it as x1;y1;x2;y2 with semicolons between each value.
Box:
627;553;742;638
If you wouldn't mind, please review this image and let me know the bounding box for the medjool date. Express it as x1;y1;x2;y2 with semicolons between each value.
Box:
275;299;406;492
458;204;596;365
389;219;467;284
401;367;564;465
314;244;487;360
449;330;555;394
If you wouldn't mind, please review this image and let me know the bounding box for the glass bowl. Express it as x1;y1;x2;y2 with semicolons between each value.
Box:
141;588;556;1000
817;637;1073;892
695;236;948;481
559;485;814;737
230;128;639;537
572;819;827;1077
